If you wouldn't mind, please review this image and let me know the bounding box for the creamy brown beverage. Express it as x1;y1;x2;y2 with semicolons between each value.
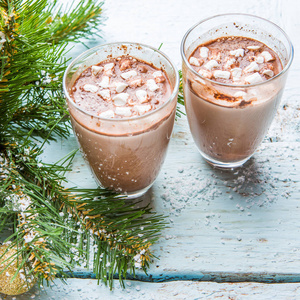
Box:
185;36;283;164
181;14;293;168
64;43;179;198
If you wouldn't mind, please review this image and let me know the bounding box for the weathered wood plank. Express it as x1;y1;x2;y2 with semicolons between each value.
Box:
35;0;300;281
1;0;299;298
2;279;300;299
39;116;300;280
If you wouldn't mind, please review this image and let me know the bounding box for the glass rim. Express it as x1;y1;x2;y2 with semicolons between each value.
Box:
63;41;180;122
180;13;294;88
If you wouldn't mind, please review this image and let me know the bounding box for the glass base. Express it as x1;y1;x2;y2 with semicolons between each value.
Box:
91;168;154;199
95;178;153;199
199;150;252;169
120;185;153;199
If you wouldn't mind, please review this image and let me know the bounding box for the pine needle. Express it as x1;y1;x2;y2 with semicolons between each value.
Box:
0;0;168;291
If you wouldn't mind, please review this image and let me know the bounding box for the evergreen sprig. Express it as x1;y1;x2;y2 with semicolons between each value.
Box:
0;0;169;293
176;70;185;118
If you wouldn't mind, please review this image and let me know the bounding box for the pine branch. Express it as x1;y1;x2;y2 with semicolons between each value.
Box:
65;188;166;288
0;0;104;141
48;0;104;44
0;0;168;293
176;70;185;118
1;139;167;289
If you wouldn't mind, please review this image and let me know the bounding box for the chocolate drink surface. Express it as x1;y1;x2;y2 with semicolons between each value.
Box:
71;56;171;118
69;54;176;195
189;36;282;84
184;36;284;165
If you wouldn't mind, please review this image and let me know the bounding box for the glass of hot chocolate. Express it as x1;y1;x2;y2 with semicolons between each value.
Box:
181;14;293;168
63;42;179;198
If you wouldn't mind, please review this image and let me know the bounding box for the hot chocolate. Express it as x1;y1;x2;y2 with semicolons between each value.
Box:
181;14;293;168
184;36;283;164
64;43;179;197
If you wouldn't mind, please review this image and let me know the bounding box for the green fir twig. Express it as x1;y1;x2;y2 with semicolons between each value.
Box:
0;0;167;293
176;70;185;118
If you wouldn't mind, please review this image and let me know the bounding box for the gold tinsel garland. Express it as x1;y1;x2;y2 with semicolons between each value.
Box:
0;244;36;295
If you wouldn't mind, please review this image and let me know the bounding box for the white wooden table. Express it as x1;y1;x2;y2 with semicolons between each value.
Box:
2;0;300;299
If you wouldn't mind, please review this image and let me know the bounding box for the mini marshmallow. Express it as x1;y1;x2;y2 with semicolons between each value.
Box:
99;110;115;118
230;48;245;57
245;73;263;84
244;62;260;73
213;70;230;80
155;76;165;83
231;67;242;78
146;79;159;91
113;93;129;106
198;69;212;79
247;45;261;50
129;78;143;87
99;76;110;88
262;69;274;77
232;77;242;83
115;82;128;93
103;63;114;76
204;60;219;70
234;91;257;101
194;77;206;85
115;106;132;117
104;63;114;72
261;51;274;62
234;91;250;101
83;84;98;93
128;98;137;106
224;58;236;69
189;57;200;67
210;52;221;61
134;104;152;115
200;47;209;58
255;56;264;64
136;89;148;103
91;65;103;76
121;70;137;80
119;60;131;70
152;71;163;78
98;89;111;101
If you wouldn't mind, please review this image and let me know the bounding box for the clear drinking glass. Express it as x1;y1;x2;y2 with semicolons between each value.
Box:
181;14;293;168
63;42;179;198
